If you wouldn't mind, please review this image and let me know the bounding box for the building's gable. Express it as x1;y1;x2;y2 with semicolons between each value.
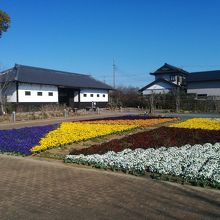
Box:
146;81;175;90
139;78;178;94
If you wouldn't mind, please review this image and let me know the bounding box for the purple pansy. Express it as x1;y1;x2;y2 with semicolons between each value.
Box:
0;124;58;155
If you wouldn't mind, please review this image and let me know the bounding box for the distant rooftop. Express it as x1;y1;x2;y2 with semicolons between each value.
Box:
150;63;189;76
149;63;220;82
188;70;220;82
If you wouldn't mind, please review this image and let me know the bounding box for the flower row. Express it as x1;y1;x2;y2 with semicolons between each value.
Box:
70;126;220;155
82;115;174;121
31;122;137;153
0;124;58;155
82;118;176;126
0;116;177;155
170;118;220;130
65;143;220;185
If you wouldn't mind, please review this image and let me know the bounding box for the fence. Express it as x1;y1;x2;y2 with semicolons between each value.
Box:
153;97;220;113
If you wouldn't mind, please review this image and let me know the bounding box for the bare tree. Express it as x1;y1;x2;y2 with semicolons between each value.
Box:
170;87;181;112
0;71;11;114
148;91;155;114
175;87;180;112
109;86;146;108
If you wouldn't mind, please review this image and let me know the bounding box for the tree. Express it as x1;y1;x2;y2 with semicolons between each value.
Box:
108;86;148;109
0;10;10;114
0;10;10;37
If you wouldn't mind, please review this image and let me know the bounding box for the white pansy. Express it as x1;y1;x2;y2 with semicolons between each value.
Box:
65;143;220;184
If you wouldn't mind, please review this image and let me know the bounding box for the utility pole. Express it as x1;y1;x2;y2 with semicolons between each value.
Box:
112;58;116;88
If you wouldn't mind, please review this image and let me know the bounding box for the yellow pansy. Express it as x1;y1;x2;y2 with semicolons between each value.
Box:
170;118;220;130
31;122;137;152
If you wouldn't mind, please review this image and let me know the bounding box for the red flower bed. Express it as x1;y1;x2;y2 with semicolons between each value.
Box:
70;127;220;155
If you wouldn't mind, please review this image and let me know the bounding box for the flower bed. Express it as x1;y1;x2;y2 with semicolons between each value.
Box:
0;124;58;155
69;127;220;155
81;118;176;126
170;118;220;130
31;122;137;153
65;143;220;187
81;115;175;121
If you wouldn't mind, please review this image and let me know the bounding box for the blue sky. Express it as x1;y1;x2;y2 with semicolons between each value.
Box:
1;0;220;88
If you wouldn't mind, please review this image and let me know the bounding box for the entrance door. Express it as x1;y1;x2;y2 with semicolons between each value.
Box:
58;88;78;107
58;88;69;106
68;90;75;108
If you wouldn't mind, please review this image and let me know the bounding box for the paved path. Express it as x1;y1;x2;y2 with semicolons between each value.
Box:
0;155;220;220
0;111;140;130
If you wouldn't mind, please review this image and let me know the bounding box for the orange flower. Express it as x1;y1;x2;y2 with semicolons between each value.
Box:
83;118;177;127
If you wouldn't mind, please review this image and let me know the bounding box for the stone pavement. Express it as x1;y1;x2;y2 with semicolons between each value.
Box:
0;155;220;220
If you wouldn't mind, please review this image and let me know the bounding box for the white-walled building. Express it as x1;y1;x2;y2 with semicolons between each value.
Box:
187;70;220;98
139;63;187;95
0;64;112;110
139;63;220;98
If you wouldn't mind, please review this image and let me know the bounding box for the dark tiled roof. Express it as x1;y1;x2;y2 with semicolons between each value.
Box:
0;64;113;90
0;68;17;82
139;78;178;92
150;63;189;76
187;70;220;82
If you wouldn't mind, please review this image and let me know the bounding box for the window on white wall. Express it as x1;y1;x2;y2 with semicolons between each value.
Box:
170;75;176;82
90;94;93;97
103;94;105;97
37;92;43;96
97;94;100;97
48;92;53;96
25;91;31;96
83;94;87;97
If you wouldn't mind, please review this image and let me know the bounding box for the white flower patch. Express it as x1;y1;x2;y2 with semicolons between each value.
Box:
65;143;220;184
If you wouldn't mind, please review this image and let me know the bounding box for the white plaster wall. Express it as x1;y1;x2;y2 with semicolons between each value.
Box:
143;89;170;95
80;89;108;102
187;88;220;96
74;91;79;102
142;81;174;95
187;81;220;96
147;81;174;90
18;83;58;102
